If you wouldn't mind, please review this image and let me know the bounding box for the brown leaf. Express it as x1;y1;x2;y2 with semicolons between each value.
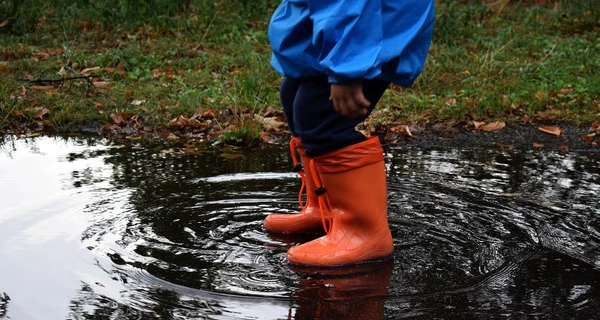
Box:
538;126;563;136
202;110;217;119
445;98;457;106
58;66;68;77
590;120;600;134
92;101;105;109
35;52;51;61
0;64;6;72
533;142;544;149
110;113;125;125
261;133;271;143
473;121;485;130
582;133;596;143
170;115;188;128
0;19;9;28
30;85;56;91
480;121;506;132
32;107;49;119
93;81;112;88
11;110;24;117
117;61;125;71
228;68;242;76
256;115;286;132
81;67;100;74
556;89;573;95
263;106;279;117
390;125;413;137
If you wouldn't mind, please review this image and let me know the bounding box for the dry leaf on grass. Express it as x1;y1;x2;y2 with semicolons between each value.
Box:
81;67;100;74
0;19;9;28
538;126;564;136
93;81;113;88
255;115;286;132
58;66;68;77
30;85;56;91
92;101;105;108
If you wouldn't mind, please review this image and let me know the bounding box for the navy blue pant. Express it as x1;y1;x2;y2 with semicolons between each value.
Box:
280;76;390;157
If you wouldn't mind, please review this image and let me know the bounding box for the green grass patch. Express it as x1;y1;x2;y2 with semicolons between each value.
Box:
1;0;599;142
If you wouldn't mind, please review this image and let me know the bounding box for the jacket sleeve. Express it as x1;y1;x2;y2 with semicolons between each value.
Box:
307;0;384;84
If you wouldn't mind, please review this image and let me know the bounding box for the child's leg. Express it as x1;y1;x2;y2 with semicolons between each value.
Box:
279;77;301;137
286;76;393;266
292;76;389;157
263;77;324;235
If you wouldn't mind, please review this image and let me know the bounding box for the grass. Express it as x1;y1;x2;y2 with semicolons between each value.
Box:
0;0;599;143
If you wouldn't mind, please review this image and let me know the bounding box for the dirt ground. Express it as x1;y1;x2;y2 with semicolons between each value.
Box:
390;123;598;154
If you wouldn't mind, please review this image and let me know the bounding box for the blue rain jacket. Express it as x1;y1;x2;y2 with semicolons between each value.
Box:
268;0;435;87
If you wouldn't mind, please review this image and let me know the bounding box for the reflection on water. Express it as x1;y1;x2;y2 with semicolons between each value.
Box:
0;135;599;319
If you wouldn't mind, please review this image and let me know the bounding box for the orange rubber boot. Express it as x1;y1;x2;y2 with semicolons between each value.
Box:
286;136;394;266
263;138;324;234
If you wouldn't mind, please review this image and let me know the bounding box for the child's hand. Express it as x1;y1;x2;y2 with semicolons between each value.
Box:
330;81;371;119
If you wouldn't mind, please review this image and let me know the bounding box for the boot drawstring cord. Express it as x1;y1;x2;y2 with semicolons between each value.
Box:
310;159;332;235
290;139;307;209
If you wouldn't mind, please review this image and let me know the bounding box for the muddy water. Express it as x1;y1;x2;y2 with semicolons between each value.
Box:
0;135;599;319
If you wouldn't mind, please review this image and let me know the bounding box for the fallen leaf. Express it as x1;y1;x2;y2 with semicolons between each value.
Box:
117;61;124;71
590;120;599;134
58;66;67;77
480;121;506;132
0;19;9;28
533;142;544;148
538;126;563;136
92;101;105;108
130;99;146;106
202;110;217;119
263;106;279;117
256;115;286;132
110;113;126;125
32;107;49;119
261;132;271;143
445;98;457;106
35;52;51;61
556;89;572;95
11;110;24;117
0;64;7;72
30;85;56;91
228;68;243;76
93;81;112;88
170;115;188;128
81;67;100;74
582;133;596;143
473;121;485;130
390;125;413;137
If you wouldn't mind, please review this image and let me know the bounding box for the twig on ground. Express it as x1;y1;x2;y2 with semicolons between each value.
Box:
16;75;98;86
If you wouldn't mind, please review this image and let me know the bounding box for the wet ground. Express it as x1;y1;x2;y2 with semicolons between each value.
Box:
1;133;599;319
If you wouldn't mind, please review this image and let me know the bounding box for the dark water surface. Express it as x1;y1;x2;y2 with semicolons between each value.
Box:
1;135;599;319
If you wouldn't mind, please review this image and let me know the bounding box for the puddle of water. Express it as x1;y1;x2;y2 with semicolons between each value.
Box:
0;135;599;319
